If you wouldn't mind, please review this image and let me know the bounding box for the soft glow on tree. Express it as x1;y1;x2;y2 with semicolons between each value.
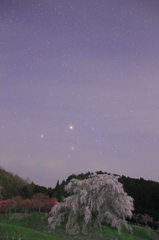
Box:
48;174;134;235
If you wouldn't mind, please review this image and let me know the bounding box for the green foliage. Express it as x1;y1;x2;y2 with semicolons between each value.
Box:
0;167;27;199
52;180;68;201
0;166;55;200
21;182;35;198
119;176;159;220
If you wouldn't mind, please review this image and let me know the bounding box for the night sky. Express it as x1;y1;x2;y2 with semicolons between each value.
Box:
1;0;159;187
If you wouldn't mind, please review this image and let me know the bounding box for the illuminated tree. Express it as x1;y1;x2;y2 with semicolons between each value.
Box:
48;173;134;235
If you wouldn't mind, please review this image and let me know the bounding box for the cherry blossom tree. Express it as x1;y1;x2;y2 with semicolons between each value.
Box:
2;199;13;213
31;193;49;212
20;199;32;213
12;196;23;213
140;214;153;226
48;173;134;235
42;198;58;212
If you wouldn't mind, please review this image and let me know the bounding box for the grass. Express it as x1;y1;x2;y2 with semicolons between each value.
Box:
0;213;156;240
0;213;69;240
99;224;153;240
0;223;63;240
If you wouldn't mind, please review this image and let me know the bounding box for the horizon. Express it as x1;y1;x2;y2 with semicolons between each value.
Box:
1;165;159;189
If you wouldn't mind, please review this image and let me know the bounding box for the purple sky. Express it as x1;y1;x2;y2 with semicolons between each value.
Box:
1;0;159;187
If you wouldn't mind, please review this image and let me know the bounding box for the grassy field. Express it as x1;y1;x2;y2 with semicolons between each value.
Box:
99;223;154;240
0;213;157;240
0;223;63;240
0;213;65;240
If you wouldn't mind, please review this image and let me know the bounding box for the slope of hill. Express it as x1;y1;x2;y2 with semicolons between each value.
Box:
0;166;54;199
0;166;28;199
0;212;155;240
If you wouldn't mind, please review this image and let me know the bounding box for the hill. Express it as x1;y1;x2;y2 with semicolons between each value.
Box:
1;166;159;222
0;166;54;200
0;166;28;199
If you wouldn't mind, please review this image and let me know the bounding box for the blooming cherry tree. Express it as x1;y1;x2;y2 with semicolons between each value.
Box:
48;173;134;235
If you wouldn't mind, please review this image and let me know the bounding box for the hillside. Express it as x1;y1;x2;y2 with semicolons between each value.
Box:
1;166;159;222
0;212;156;240
0;166;28;199
0;166;54;199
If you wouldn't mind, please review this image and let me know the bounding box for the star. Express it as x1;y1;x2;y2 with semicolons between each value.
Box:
69;125;74;130
40;134;44;138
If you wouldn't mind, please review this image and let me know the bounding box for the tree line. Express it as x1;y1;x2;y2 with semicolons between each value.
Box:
1;166;159;224
0;193;57;214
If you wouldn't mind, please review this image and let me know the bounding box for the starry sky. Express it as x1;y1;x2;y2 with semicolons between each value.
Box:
1;0;159;187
